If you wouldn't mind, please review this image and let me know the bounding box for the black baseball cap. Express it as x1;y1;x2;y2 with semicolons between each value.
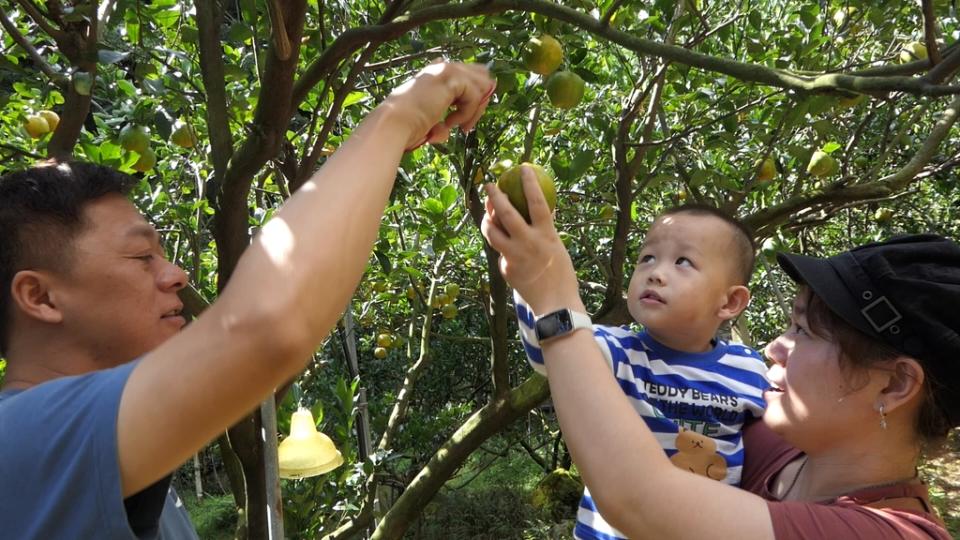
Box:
776;234;960;427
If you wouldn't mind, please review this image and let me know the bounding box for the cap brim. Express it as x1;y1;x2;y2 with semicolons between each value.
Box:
776;252;877;338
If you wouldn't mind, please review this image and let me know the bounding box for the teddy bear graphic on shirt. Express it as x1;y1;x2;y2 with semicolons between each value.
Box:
669;428;728;481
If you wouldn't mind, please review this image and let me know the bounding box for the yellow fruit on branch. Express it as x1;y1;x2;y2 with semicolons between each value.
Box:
496;163;557;222
23;115;51;138
806;150;837;178
120;124;151;154
899;41;928;63
171;124;198;148
444;283;460;298
373;347;388;359
38;110;60;132
755;156;777;183
132;148;157;172
837;93;866;109
874;208;894;223
522;34;563;76
441;304;459;320
376;333;394;348
546;71;586;110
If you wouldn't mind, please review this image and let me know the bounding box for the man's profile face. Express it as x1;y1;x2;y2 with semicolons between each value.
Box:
49;194;188;367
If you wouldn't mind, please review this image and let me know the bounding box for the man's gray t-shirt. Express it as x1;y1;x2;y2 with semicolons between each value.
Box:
0;361;198;539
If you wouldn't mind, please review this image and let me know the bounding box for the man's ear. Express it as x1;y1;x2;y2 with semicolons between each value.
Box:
717;285;750;320
879;357;925;414
10;270;63;324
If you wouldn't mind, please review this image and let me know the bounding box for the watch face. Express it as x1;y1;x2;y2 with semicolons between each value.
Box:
536;310;574;340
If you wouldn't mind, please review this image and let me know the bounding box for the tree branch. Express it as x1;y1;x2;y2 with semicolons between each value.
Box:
925;47;960;84
13;0;65;40
0;6;65;85
921;0;942;65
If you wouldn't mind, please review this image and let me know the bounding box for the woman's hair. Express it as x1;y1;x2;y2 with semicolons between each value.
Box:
801;286;951;443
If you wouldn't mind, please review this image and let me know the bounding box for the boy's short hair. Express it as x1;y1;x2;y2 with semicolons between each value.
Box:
656;204;756;286
0;162;136;355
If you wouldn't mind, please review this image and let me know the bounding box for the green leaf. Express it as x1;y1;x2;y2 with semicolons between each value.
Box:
821;141;842;153
439;185;458;208
98;49;130;65
422;198;445;214
342;91;370;109
568;150;594;179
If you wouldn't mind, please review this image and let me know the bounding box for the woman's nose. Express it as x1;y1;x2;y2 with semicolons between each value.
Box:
764;336;789;366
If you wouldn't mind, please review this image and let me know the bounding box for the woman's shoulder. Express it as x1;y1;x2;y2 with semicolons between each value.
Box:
766;491;950;540
741;422;949;539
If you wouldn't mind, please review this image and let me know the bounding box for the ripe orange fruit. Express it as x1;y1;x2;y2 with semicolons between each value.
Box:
23;115;51;138
38;110;60;132
522;35;563;76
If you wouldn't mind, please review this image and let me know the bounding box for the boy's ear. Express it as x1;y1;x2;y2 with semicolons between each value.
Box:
717;285;750;321
10;270;64;324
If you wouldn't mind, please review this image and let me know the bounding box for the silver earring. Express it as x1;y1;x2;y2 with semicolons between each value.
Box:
879;403;888;430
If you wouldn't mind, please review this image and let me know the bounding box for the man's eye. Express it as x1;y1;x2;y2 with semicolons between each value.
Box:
135;255;154;262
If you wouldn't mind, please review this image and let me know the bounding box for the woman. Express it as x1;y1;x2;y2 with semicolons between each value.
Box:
480;166;956;539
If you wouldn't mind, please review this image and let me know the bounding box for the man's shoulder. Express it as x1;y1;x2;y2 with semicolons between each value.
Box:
0;361;138;412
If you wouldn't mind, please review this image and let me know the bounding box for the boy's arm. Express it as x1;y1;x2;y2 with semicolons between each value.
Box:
515;290;548;376
116;62;494;497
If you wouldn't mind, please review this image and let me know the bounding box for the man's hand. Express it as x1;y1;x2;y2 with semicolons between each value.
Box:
381;61;495;151
481;165;584;316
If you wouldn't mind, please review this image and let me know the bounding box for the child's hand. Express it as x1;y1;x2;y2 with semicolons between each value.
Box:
381;61;495;151
481;165;584;315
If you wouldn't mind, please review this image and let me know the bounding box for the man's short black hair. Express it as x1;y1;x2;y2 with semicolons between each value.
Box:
0;162;136;355
657;203;756;286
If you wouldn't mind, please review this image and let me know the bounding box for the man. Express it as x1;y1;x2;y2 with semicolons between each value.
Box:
0;61;494;538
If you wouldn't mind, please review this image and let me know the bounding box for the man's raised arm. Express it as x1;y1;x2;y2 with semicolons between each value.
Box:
117;62;494;496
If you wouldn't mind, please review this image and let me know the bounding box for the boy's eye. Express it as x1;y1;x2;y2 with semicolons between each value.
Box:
675;257;692;267
639;254;655;263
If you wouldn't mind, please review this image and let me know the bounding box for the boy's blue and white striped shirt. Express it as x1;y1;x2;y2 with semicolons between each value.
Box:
516;294;769;540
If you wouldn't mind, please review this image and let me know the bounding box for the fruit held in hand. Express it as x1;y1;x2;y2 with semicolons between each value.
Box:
24;115;51;138
756;157;777;182
496;163;557;222
522;35;563;76
120;124;151;154
38;110;60;132
546;71;585;109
